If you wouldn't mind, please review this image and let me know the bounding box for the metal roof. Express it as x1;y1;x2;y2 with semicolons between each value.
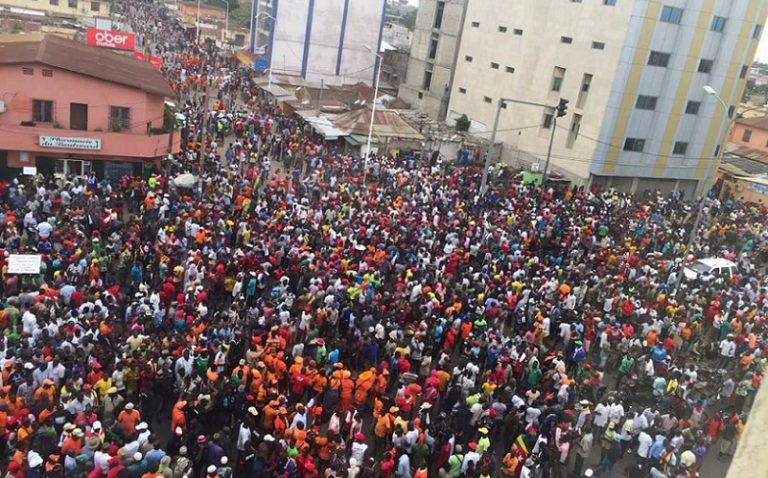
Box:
723;148;768;175
331;108;423;140
301;115;346;140
0;34;175;97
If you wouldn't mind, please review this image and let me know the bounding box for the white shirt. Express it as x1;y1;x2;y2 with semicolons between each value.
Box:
720;339;736;357
351;442;368;464
237;424;251;451
637;432;653;458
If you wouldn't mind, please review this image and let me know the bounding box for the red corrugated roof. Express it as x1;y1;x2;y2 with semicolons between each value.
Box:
0;34;174;97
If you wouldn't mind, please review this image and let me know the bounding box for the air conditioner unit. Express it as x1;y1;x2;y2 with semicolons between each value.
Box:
0;100;5;113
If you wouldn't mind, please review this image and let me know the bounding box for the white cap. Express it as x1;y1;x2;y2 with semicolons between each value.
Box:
207;465;217;473
133;452;142;462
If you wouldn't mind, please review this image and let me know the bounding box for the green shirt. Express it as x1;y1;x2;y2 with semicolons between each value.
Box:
619;356;634;374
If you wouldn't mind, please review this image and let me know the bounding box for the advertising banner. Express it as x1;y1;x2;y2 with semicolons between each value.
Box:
86;28;136;51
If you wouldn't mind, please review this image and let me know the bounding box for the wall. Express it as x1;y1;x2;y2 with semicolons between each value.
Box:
448;0;632;183
591;0;768;194
0;0;110;17
0;63;176;163
447;0;768;192
730;121;768;152
399;0;466;120
381;49;409;89
268;0;385;86
0;63;165;133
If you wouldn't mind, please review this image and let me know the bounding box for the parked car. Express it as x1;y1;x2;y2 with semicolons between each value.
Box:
683;257;738;282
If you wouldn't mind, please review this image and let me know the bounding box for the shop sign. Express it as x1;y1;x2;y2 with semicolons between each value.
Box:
39;136;102;151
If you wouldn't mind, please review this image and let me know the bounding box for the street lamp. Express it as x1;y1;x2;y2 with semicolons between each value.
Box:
363;44;383;182
674;85;734;296
256;12;277;90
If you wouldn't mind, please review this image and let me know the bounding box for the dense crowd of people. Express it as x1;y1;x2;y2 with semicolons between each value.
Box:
1;1;768;478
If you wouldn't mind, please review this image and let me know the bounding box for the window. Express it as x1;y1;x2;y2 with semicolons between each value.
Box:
728;105;735;118
685;101;700;115
428;38;438;59
551;67;566;92
566;113;582;148
635;95;658;110
711;16;727;32
22;67;33;75
623;138;646;152
561;36;573;44
543;112;554;129
498;26;507;33
698;59;713;73
604;0;617;5
68;0;77;7
483;96;492;104
576;73;593;109
490;62;499;69
70;103;88;131
571;0;582;2
417;92;423;99
660;6;684;24
465;55;473;62
110;106;131;131
42;69;53;77
513;29;523;35
754;24;763;39
740;65;748;79
471;21;480;28
742;129;753;142
90;0;99;10
33;100;53;122
592;41;605;50
434;1;445;29
673;142;688;155
648;51;671;67
422;70;433;91
505;66;515;73
49;0;58;5
458;87;467;94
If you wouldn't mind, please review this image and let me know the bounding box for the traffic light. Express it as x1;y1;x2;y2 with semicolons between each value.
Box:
556;98;569;117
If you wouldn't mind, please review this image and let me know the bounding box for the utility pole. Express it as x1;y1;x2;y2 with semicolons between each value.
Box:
542;99;568;185
480;97;562;195
198;75;211;194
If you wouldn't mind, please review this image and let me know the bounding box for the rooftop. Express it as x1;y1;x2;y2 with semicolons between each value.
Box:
0;33;174;97
734;115;768;129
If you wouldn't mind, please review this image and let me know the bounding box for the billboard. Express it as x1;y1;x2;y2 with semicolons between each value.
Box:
86;28;136;51
8;254;41;274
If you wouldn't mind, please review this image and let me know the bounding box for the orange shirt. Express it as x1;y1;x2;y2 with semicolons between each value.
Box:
117;409;141;434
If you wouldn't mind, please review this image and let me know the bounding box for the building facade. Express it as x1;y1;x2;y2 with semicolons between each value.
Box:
251;0;387;86
448;0;768;194
0;34;178;179
398;0;467;120
0;0;110;19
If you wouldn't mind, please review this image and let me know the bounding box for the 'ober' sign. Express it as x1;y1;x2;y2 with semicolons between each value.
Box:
86;28;136;51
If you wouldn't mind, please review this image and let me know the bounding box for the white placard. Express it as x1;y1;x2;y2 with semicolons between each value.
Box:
22;167;37;175
39;136;102;151
8;254;42;274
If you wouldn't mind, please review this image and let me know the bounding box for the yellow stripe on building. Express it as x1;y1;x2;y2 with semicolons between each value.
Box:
603;0;663;176
696;0;765;180
653;0;715;176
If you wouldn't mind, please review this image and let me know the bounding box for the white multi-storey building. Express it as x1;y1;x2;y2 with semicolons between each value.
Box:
250;0;387;86
448;0;768;194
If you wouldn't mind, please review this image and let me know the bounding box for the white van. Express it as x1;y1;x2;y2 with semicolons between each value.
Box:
683;257;738;282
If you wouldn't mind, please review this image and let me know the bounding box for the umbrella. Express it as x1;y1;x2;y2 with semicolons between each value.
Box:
172;173;197;189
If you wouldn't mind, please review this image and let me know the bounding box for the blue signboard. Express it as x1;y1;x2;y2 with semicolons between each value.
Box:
254;59;269;73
